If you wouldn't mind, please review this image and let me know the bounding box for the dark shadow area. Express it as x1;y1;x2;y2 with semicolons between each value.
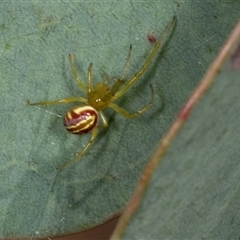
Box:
52;216;119;240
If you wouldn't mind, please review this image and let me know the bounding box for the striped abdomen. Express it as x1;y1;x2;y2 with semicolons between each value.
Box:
63;106;98;134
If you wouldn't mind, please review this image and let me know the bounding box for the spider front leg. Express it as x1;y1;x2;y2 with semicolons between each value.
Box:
69;54;86;93
119;44;132;81
87;62;93;93
27;97;87;106
113;16;176;101
110;84;154;118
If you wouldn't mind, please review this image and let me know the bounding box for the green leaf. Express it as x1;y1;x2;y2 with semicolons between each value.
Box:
0;1;239;238
119;20;240;240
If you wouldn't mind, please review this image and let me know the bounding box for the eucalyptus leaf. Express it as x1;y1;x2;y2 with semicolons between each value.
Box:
122;45;240;240
0;1;239;238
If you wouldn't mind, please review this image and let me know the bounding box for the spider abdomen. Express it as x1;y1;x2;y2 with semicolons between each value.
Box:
63;106;98;134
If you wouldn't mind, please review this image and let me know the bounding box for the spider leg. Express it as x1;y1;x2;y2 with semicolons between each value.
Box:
69;54;86;93
87;62;93;93
112;16;176;101
110;84;154;118
109;45;133;94
58;128;98;171
101;70;110;84
27;97;87;106
119;44;132;81
99;111;108;128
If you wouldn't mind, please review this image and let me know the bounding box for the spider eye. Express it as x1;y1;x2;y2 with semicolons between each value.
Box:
64;106;98;134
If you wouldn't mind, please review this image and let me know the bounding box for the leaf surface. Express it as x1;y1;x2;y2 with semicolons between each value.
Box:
0;1;239;238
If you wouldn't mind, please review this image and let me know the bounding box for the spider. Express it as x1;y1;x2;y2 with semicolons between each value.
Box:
28;16;176;171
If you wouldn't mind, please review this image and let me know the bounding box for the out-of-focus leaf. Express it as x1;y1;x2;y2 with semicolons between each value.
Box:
0;1;239;238
121;30;240;240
